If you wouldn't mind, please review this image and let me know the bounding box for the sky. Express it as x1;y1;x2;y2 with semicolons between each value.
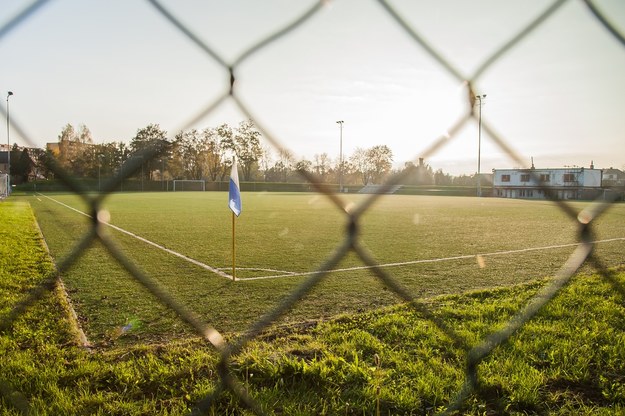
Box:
1;0;624;176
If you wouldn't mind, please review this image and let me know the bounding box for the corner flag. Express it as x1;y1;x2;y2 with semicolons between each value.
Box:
229;157;242;216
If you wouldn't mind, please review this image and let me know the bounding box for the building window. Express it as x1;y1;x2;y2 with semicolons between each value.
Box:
520;174;530;182
501;174;510;182
540;174;550;182
563;173;576;182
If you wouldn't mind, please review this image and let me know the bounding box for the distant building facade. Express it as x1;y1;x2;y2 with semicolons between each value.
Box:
46;142;60;156
602;168;625;187
492;164;603;200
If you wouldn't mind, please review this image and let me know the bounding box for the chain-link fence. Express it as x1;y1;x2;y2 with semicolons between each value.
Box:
1;0;624;414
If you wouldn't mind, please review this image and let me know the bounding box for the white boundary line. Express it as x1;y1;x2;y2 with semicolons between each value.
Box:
37;194;624;283
37;194;233;279
235;237;625;281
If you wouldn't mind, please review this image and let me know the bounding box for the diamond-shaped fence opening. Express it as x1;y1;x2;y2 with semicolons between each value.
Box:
1;0;624;414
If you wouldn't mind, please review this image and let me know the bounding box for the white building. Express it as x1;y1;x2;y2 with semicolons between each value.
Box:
492;164;603;200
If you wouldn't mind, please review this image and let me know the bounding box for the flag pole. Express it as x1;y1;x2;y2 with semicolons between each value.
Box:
229;155;241;282
232;210;236;281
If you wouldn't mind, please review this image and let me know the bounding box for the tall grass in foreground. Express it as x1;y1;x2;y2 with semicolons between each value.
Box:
1;200;624;414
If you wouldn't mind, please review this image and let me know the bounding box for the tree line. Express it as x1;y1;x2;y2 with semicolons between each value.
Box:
8;120;478;187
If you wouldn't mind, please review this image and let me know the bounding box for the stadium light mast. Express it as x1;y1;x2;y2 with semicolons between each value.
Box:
336;120;344;193
98;154;104;192
475;94;486;197
6;91;13;191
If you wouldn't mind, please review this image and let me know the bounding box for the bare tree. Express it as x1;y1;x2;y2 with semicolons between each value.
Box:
366;145;393;184
314;153;331;181
349;145;393;185
223;119;263;181
350;147;372;185
201;127;228;181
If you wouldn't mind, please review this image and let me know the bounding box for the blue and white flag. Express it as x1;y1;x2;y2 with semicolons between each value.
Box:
228;157;242;216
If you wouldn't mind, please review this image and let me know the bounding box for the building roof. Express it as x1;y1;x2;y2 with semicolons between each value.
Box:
603;168;625;176
493;167;600;173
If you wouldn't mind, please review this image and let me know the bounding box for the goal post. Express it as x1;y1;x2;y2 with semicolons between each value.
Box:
0;174;8;199
172;180;206;192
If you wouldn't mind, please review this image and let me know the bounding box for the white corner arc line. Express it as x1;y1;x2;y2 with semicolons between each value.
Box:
37;194;232;279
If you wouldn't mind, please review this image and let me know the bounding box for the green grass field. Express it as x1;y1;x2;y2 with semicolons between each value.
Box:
3;195;625;415
25;191;625;347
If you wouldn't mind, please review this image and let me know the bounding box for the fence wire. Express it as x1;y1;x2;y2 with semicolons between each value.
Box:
1;0;624;414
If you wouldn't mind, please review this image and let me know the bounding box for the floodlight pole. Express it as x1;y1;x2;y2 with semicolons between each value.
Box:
336;120;344;193
6;91;13;192
161;158;165;191
475;94;486;197
98;154;104;192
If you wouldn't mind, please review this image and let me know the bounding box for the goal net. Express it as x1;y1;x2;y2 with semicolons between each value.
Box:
0;174;8;199
172;180;206;192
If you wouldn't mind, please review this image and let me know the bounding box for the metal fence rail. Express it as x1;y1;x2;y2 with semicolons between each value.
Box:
1;1;624;414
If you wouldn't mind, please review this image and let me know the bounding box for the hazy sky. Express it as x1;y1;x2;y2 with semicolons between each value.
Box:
1;0;624;175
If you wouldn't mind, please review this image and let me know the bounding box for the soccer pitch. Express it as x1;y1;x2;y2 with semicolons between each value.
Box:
28;192;625;345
